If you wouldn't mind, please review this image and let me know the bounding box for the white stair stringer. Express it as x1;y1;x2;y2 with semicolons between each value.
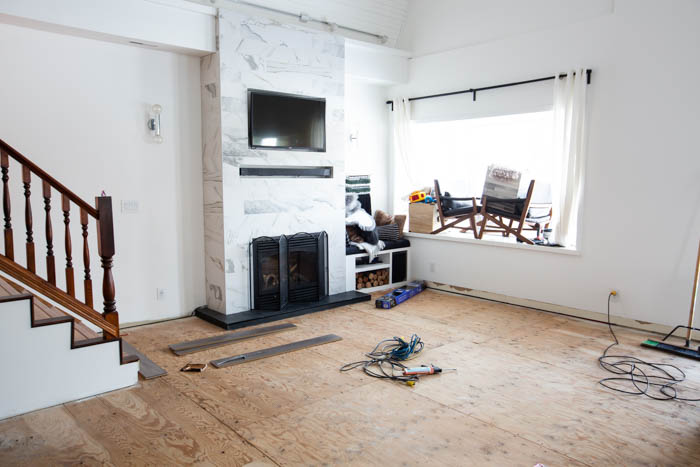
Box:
0;296;139;420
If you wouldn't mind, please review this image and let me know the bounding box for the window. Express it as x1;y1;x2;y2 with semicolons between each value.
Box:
409;111;553;198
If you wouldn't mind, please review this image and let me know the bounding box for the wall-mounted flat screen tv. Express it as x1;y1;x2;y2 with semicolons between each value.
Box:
248;89;326;152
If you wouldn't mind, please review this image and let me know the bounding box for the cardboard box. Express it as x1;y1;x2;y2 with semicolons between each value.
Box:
409;203;437;233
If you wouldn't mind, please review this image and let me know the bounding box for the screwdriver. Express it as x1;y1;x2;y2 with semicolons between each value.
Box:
402;364;456;376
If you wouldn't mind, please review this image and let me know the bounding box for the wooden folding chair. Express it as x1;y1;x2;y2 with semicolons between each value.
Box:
506;182;552;240
477;180;536;245
431;179;479;235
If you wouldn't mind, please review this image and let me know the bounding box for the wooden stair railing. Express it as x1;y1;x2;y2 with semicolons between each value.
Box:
0;139;119;341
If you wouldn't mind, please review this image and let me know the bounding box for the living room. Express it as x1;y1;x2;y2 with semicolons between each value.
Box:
0;1;699;465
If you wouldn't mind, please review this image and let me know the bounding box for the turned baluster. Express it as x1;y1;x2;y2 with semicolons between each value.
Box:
23;166;35;273
43;181;56;285
1;151;13;260
96;196;118;340
62;194;75;297
80;208;93;307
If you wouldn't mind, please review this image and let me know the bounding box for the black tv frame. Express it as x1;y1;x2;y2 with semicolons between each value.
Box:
247;89;327;152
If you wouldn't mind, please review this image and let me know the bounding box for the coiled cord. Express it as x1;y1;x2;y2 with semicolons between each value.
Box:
340;335;424;384
599;293;700;401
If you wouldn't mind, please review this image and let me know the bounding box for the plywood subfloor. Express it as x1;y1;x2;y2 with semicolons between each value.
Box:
1;289;699;466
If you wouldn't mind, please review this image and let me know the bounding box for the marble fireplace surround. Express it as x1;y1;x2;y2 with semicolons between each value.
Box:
197;10;368;325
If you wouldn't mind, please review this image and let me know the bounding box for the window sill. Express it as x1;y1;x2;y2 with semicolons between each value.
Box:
404;231;580;256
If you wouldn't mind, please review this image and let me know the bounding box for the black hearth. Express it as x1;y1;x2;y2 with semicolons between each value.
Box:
251;232;329;311
194;230;369;330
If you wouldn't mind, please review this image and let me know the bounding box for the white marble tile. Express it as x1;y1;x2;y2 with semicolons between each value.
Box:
201;11;346;314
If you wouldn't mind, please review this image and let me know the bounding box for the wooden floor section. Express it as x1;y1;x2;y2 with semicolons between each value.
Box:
0;275;98;342
1;290;699;466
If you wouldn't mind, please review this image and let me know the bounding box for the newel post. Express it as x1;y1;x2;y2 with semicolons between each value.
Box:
95;196;119;340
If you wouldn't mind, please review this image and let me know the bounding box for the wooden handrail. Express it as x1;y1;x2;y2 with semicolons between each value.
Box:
0;138;119;340
0;253;119;338
0;139;98;218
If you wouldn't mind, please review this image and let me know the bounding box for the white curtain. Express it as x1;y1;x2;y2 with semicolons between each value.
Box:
390;97;418;214
551;69;588;247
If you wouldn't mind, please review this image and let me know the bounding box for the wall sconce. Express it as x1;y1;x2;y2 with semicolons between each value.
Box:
147;104;163;143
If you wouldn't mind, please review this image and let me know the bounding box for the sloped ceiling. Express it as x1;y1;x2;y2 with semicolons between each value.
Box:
397;0;615;57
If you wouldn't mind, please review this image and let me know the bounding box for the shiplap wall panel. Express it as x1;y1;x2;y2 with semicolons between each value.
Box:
216;0;409;46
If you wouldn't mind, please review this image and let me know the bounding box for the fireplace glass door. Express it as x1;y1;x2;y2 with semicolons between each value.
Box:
254;241;282;310
288;247;318;303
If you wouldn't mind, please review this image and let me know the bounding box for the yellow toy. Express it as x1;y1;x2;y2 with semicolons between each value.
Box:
409;191;427;203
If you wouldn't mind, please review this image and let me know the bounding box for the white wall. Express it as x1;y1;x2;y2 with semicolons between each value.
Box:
345;79;391;214
0;0;216;55
0;297;138;420
391;0;700;327
345;40;409;85
0;23;205;325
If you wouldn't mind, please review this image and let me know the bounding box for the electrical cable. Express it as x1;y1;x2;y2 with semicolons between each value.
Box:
598;293;700;401
340;335;424;384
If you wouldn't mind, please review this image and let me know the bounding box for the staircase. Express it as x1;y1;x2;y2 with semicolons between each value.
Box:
0;139;139;420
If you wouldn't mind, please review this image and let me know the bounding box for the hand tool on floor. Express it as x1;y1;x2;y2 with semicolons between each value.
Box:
402;364;456;376
181;363;207;372
341;334;434;386
641;238;700;360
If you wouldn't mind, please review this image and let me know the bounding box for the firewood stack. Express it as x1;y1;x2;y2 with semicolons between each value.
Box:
356;269;389;289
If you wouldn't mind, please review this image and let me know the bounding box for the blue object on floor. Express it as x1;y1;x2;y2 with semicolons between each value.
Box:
375;281;426;309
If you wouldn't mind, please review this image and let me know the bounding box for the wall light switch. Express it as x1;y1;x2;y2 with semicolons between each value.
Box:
156;288;166;301
121;200;139;214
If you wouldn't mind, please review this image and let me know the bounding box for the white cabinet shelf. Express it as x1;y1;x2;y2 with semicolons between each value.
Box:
345;246;411;293
355;262;391;273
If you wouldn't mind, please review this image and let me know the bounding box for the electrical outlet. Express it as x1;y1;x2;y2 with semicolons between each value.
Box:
121;200;139;214
156;288;166;301
429;262;436;273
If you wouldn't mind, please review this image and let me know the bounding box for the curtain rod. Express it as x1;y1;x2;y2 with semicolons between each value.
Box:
385;69;592;110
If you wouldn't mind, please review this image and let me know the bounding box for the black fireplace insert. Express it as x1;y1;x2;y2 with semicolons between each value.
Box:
251;231;329;311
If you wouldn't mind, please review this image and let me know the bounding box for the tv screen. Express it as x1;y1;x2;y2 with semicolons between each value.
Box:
248;89;326;152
